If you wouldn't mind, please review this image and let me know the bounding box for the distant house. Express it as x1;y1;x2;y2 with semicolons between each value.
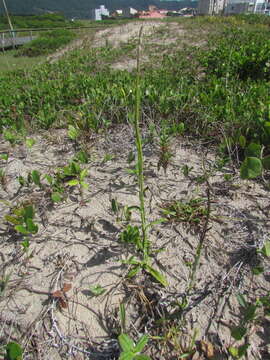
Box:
122;7;138;18
91;5;109;21
138;5;167;18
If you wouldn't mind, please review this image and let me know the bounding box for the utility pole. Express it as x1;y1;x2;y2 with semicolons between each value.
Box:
2;0;15;48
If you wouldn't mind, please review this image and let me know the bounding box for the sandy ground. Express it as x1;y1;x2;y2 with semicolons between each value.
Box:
0;123;270;359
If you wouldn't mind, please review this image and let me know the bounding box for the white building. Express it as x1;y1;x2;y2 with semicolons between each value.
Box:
91;5;109;21
197;0;226;14
122;7;138;17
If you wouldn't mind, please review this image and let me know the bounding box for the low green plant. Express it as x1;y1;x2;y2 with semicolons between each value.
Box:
157;129;173;173
240;142;270;179
25;138;36;149
118;333;150;360
162;198;207;228
5;203;38;235
89;284;106;296
17;29;76;57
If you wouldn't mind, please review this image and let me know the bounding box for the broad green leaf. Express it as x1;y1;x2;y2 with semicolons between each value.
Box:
15;225;29;234
24;205;34;220
231;326;247;340
45;174;53;185
145;265;168;287
262;155;270;170
228;346;238;358
239;135;246;149
31;170;41;186
261;241;270;257
238;344;249;358
89;284;106;296
240;157;262;179
245;143;262;158
26;218;38;234
118;334;135;352
6;341;23;360
51;192;62;202
68;179;79;186
119;352;134;360
134;335;148;353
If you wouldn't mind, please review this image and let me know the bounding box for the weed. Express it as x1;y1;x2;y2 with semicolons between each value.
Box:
122;27;167;287
118;333;150;360
162;197;207;228
5;203;38;235
157;129;173;174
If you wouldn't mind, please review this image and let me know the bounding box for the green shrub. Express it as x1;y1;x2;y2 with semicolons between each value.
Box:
16;29;75;57
202;28;270;80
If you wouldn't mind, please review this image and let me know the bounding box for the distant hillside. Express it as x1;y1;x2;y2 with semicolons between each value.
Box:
0;0;197;19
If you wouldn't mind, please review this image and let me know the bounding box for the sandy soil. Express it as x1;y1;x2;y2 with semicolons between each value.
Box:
0;123;269;359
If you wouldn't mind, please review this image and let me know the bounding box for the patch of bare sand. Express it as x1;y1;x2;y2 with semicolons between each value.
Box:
0;125;269;359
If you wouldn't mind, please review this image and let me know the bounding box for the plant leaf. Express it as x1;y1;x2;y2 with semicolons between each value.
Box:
145;265;168;287
262;155;270;170
261;241;270;257
51;192;62;202
6;341;23;360
228;346;238;358
134;335;148;353
68;179;79;186
119;351;134;360
240;157;262;179
231;326;247;341
238;344;249;358
118;334;135;352
15;225;29;234
134;355;151;360
127;265;141;278
89;284;106;296
245;143;262;158
31;170;41;186
236;294;247;308
252;266;264;275
26;138;36;148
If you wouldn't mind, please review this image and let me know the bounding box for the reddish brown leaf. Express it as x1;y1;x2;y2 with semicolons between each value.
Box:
51;290;63;298
62;283;72;293
59;297;68;308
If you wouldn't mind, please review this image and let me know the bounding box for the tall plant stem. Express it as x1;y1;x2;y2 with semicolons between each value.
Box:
134;26;148;261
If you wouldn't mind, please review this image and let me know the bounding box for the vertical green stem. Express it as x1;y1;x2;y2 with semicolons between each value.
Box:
134;27;148;261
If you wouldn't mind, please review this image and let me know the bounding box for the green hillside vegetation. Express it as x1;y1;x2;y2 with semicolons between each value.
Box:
0;13;81;30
